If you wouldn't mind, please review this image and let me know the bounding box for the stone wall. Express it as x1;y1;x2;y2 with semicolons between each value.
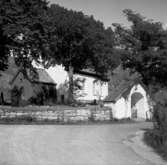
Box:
0;106;112;123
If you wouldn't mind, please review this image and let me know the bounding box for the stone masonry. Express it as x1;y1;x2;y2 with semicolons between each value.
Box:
0;106;112;123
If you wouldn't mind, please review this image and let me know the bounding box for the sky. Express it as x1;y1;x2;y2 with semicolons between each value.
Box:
49;0;167;28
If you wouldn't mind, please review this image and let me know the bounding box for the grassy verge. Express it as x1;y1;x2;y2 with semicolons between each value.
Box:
144;129;167;161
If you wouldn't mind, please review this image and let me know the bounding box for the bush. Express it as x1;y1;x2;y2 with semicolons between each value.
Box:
29;91;44;105
143;88;167;160
152;103;167;145
144;129;167;160
11;86;23;106
152;89;167;145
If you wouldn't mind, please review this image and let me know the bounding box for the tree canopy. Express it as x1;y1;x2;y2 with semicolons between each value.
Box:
0;0;52;70
0;1;117;75
47;4;117;74
113;9;167;87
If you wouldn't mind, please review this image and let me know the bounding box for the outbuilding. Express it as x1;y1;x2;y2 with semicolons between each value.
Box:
104;82;152;120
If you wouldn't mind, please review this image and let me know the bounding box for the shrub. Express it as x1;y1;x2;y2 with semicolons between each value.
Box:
143;87;167;159
29;91;44;105
11;86;23;106
152;103;167;145
146;89;167;148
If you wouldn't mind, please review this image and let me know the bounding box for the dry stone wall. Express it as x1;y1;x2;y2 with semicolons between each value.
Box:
0;106;112;123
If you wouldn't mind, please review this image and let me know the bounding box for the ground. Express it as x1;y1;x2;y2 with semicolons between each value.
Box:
0;122;163;165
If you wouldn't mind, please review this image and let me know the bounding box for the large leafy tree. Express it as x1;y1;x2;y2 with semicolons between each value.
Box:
47;4;116;103
47;4;92;102
86;19;118;75
113;9;167;88
0;0;53;71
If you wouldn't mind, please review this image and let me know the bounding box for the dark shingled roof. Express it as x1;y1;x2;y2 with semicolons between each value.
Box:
74;69;109;82
104;81;136;102
11;68;56;85
104;64;143;102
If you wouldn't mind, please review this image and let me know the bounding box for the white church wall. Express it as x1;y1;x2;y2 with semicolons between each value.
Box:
45;65;108;102
101;82;108;99
74;74;108;102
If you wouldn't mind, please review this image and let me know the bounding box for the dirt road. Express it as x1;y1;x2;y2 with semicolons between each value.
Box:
0;122;155;165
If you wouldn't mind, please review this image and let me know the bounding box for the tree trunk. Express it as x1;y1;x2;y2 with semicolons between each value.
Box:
68;65;74;104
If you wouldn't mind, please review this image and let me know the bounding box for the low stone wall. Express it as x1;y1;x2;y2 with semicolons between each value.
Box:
0;106;112;123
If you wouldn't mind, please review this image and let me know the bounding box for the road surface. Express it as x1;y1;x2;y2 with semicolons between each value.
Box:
0;122;155;165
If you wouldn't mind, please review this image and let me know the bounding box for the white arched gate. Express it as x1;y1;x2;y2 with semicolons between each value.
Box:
127;84;150;120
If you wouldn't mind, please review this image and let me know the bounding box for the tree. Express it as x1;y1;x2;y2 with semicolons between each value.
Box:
86;22;119;75
46;5;89;103
0;0;53;71
47;4;116;103
113;9;167;87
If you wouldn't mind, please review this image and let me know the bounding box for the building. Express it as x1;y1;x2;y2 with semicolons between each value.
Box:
46;65;109;104
0;58;57;105
103;64;152;120
104;81;152;120
73;69;109;103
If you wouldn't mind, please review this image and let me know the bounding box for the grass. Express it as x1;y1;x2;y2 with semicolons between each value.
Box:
144;129;167;161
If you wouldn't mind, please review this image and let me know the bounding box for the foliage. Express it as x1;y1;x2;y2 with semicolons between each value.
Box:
113;9;167;87
29;91;45;105
144;128;167;160
29;85;57;105
11;86;23;106
47;4;91;70
47;4;117;72
0;0;53;71
87;23;119;75
152;89;167;144
73;77;86;99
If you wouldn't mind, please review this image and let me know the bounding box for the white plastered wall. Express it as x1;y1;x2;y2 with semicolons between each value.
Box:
114;97;127;119
74;74;108;101
104;84;151;120
104;98;127;119
126;84;150;119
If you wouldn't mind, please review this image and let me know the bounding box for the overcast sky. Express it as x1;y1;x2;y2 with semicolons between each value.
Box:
49;0;167;28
